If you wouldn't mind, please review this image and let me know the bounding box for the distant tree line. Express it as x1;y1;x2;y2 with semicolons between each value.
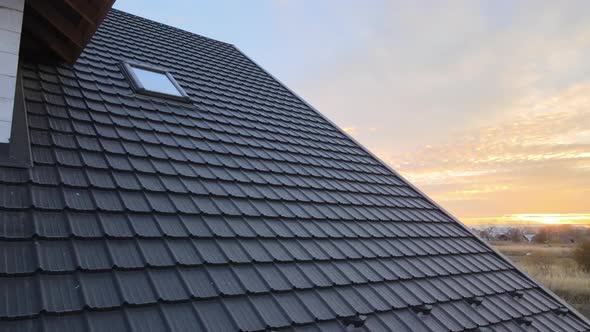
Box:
532;225;588;244
477;225;589;244
476;224;590;272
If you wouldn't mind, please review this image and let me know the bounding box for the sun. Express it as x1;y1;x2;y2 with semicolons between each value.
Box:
506;214;590;226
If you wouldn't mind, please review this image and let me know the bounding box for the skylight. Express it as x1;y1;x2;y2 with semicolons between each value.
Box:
122;62;187;99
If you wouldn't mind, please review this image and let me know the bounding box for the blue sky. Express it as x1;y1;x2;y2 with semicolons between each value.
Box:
114;1;590;225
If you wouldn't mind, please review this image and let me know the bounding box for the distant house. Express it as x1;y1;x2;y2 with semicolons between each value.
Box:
1;1;589;331
523;233;535;243
496;234;509;241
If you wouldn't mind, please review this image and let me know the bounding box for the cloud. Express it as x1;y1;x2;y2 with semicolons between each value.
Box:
293;0;590;153
342;127;358;135
385;82;590;221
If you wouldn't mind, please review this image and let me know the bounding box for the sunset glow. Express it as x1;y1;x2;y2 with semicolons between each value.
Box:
462;214;590;226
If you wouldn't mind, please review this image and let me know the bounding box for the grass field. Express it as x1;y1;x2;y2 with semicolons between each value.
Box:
491;242;590;319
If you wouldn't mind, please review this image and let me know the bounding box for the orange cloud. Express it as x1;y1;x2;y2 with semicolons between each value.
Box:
384;83;590;225
342;127;358;135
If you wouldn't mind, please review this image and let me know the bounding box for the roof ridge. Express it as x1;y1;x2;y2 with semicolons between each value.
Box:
109;8;233;47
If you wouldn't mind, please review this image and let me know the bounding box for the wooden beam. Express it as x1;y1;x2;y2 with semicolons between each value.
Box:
63;0;97;25
21;0;116;64
61;0;115;31
85;0;115;40
22;8;78;63
26;0;85;48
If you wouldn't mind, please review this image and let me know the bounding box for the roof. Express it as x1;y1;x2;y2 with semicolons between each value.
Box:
1;9;589;332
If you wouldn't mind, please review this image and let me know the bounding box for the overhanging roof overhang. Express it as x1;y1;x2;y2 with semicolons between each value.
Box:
20;0;116;64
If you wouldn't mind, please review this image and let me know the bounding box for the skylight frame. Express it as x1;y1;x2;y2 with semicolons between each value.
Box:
121;61;189;101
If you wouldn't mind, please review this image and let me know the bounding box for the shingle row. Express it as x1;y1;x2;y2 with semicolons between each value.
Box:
19;167;428;213
0;211;468;240
2;287;572;332
30;102;373;166
3;189;446;228
1;268;532;319
30;143;400;188
27;127;392;187
24;163;414;198
28;115;380;176
74;103;365;161
1;237;490;274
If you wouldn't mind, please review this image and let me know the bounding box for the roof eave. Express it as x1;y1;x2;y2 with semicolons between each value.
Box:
20;0;116;64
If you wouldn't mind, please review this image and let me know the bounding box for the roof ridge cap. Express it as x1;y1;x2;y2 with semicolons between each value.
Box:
109;8;234;47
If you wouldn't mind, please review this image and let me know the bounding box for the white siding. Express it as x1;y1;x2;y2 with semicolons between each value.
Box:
0;0;24;143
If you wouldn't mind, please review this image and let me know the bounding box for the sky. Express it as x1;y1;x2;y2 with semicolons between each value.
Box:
114;0;590;227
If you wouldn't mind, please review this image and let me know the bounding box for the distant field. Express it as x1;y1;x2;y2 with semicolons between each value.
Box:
491;242;590;319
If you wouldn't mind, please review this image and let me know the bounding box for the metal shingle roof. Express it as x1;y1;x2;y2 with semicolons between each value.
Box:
1;8;588;332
